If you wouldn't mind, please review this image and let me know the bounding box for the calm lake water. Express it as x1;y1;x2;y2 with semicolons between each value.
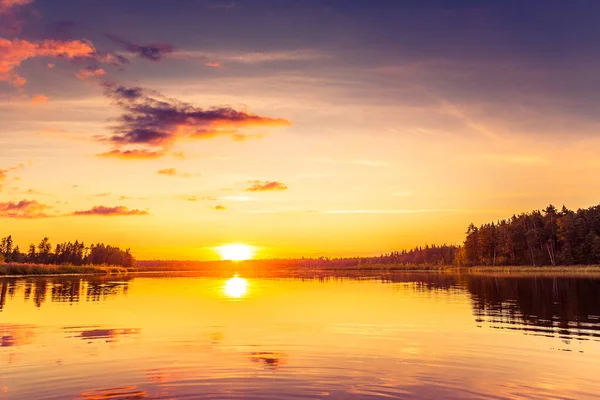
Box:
1;272;599;399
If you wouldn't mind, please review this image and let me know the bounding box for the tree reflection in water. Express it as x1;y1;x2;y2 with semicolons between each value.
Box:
467;275;600;341
0;277;131;310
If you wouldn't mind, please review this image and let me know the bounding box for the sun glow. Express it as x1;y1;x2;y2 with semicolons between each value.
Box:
215;244;255;261
223;276;249;298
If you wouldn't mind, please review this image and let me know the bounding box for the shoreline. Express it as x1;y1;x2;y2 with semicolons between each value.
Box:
2;263;600;278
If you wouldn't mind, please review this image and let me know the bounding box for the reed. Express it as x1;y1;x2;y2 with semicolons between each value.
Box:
0;263;127;276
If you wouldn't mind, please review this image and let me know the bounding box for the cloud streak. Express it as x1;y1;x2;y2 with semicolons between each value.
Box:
30;94;47;104
99;83;290;158
246;181;288;192
96;149;166;160
156;168;197;178
171;49;327;66
0;162;26;188
157;168;177;176
106;34;174;62
76;67;106;80
71;205;148;216
0;199;50;218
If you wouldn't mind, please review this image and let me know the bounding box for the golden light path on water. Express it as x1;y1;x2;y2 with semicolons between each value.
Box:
223;275;249;298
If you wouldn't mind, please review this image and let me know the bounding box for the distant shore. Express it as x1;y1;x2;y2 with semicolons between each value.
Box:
2;261;600;278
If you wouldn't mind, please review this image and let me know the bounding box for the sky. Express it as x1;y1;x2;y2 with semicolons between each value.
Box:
1;0;600;260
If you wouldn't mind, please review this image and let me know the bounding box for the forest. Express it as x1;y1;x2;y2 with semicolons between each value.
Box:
456;203;600;266
0;236;135;268
367;203;600;267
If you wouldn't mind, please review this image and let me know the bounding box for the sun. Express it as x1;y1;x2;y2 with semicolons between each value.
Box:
215;243;255;261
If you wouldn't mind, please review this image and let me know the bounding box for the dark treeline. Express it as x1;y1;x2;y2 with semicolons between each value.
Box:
0;235;135;268
367;203;600;267
456;204;600;266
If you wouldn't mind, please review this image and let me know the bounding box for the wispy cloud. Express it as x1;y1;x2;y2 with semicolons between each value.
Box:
172;49;327;65
246;181;288;192
76;67;106;80
157;168;198;178
0;199;50;218
30;94;47;104
97;149;166;160
157;168;176;176
437;98;501;141
106;34;174;62
0;162;26;189
99;83;290;158
0;37;95;86
71;205;148;216
22;188;42;195
91;192;111;198
99;52;129;67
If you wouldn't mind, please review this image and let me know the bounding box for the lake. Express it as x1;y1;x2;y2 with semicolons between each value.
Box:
1;272;599;399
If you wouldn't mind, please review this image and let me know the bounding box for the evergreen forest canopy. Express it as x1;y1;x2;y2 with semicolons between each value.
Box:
0;236;134;268
363;203;600;267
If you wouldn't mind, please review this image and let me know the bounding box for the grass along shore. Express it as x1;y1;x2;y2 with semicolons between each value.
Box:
0;263;129;276
2;261;600;277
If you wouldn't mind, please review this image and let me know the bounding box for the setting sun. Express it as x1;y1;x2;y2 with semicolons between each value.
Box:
215;244;255;261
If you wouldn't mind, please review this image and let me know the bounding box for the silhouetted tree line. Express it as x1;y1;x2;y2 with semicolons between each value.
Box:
0;236;135;268
455;204;600;266
366;244;459;266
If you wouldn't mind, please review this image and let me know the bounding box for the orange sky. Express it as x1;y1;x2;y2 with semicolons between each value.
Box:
2;1;600;260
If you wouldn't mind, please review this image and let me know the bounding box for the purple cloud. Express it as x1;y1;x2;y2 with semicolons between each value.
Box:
71;205;148;216
98;83;291;159
106;34;174;61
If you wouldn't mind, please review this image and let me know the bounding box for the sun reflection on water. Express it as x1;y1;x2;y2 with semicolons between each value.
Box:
223;275;249;298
